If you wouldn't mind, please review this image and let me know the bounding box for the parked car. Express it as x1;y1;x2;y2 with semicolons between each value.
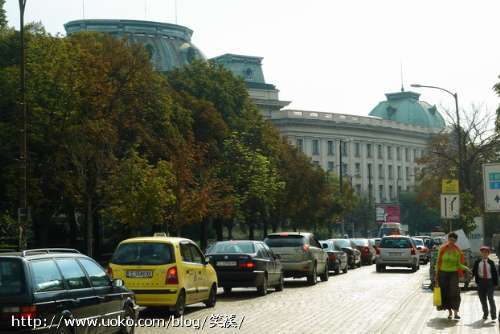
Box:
320;240;349;275
264;232;328;285
412;237;429;264
109;233;218;317
332;239;361;269
0;248;137;334
376;236;420;272
205;240;283;296
350;239;376;265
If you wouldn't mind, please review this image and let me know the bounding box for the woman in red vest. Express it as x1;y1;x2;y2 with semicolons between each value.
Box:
435;232;471;320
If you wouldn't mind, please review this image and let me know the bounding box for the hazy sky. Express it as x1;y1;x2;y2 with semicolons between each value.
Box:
4;0;500;118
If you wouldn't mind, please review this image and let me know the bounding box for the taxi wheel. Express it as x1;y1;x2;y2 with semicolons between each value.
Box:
173;291;186;318
120;305;135;334
257;275;268;296
204;284;217;308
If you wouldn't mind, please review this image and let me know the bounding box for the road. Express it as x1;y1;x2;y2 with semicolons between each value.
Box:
135;264;499;334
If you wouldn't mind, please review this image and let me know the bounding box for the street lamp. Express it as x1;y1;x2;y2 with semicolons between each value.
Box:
411;83;462;230
18;0;29;250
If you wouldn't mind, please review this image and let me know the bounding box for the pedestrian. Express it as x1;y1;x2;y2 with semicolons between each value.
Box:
472;246;498;321
435;232;472;320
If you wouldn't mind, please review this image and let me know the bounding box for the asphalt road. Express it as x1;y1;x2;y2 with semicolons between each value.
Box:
135;263;500;334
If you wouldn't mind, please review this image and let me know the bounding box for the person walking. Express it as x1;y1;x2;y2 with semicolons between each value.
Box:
472;246;498;321
435;232;471;320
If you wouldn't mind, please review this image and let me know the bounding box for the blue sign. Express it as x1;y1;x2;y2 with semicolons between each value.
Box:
490;181;500;190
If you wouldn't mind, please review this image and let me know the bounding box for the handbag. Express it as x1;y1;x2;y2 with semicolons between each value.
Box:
433;287;442;307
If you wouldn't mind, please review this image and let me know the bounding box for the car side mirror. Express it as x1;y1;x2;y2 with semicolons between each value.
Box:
112;279;124;288
204;257;210;265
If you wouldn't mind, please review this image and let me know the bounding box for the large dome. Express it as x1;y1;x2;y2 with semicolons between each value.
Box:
369;91;445;129
64;19;205;72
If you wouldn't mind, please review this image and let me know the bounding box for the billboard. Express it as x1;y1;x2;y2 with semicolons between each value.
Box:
375;204;400;224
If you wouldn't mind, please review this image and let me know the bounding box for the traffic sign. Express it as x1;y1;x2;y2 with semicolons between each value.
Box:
441;194;460;219
441;179;459;194
483;163;500;212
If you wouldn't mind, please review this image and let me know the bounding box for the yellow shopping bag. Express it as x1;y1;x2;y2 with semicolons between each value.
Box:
433;287;442;307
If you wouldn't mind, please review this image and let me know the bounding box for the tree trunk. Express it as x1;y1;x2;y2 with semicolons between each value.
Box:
86;197;93;257
69;207;77;249
248;221;255;240
214;219;223;241
262;219;268;239
200;218;209;251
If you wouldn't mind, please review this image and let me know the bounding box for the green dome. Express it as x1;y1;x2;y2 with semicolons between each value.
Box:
369;91;445;129
64;19;205;72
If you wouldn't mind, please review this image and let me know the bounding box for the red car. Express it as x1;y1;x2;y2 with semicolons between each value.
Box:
350;239;377;265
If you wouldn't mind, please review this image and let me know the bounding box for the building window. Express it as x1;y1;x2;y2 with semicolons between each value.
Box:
367;163;373;179
377;145;383;159
341;142;348;157
378;164;384;179
405;167;410;180
396;147;401;161
355;163;361;177
397;166;402;179
405;148;409;162
313;160;320;166
389;185;394;200
379;185;385;201
354;143;360;157
367;144;372;158
387;146;393;160
341;163;348;176
312;139;319;155
388;165;393;179
327;161;334;172
327;140;334;156
355;184;362;194
296;138;303;152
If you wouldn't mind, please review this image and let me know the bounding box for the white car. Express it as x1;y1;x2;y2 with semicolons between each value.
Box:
376;236;420;272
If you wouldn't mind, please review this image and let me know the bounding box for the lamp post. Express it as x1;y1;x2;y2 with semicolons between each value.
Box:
411;83;461;230
18;0;29;250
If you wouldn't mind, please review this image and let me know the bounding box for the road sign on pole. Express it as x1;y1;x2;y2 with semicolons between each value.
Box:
441;194;460;219
442;179;459;194
483;163;500;212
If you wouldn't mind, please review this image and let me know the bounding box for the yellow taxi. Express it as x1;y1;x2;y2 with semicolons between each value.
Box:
108;233;218;316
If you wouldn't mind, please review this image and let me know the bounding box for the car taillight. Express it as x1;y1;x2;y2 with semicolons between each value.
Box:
410;248;416;255
362;247;369;253
239;261;256;269
328;253;336;261
166;266;178;284
107;266;113;277
303;244;310;252
1;306;38;320
376;247;380;255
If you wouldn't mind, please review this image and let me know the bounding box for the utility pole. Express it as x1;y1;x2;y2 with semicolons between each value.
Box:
368;163;373;236
18;0;29;250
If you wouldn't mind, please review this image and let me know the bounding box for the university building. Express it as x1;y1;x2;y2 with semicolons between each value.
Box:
64;19;446;203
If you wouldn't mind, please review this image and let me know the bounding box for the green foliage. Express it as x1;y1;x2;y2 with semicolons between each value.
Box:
0;0;6;30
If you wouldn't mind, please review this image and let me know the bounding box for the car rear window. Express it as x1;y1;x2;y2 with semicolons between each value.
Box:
264;235;305;247
0;258;25;296
209;242;255;254
413;239;424;247
111;242;174;265
380;238;411;249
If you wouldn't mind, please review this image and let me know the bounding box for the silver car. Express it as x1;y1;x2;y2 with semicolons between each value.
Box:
264;232;328;285
376;236;420;272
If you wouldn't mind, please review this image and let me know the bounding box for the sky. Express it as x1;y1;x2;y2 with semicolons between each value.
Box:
4;0;500;119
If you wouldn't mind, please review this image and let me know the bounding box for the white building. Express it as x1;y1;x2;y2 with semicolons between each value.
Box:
214;54;445;203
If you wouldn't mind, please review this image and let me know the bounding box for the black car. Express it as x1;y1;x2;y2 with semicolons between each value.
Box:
320;240;348;275
206;241;284;296
0;248;137;334
332;239;361;269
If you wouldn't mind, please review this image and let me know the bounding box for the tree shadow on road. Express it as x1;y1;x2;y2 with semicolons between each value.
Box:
426;317;459;330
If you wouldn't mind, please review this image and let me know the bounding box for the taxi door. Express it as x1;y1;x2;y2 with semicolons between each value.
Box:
187;243;210;300
179;242;201;303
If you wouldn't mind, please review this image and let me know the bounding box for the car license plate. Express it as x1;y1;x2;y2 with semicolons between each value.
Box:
126;270;153;278
389;252;401;256
217;261;237;267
